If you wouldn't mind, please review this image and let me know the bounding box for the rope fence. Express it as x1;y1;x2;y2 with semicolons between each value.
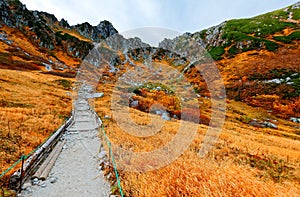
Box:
0;156;23;179
1;114;124;196
1;132;52;179
0;116;72;189
101;124;124;197
0;123;63;179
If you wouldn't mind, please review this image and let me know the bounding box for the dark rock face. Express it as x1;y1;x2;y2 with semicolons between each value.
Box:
0;0;118;60
1;0;34;27
96;20;118;39
0;0;153;73
34;11;58;25
73;20;118;42
59;18;70;29
0;0;14;27
73;22;97;41
0;0;56;50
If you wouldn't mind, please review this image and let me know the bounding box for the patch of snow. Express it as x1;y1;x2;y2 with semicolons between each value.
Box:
94;92;104;98
264;74;299;85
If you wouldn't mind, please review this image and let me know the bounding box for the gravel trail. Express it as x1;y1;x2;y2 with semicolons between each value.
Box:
21;93;111;197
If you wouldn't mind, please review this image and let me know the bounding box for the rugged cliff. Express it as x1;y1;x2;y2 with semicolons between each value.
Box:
0;0;118;75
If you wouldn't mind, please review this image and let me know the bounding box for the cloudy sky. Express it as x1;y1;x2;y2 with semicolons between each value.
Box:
20;0;298;45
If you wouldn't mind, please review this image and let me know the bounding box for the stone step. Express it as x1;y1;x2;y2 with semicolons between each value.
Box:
74;111;91;116
67;122;99;131
74;118;95;122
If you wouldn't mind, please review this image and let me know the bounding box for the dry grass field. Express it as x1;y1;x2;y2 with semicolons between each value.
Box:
95;82;300;197
1;1;299;196
1;46;299;196
0;69;72;185
0;68;299;196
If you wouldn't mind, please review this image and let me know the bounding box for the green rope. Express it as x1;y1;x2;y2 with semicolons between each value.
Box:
0;157;23;178
0;134;50;178
0;116;71;178
102;125;124;197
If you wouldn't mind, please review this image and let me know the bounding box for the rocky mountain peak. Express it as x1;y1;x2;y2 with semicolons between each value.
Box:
0;0;120;60
195;21;227;48
59;18;70;29
158;21;227;59
96;20;118;38
166;3;300;61
72;20;118;42
33;11;58;25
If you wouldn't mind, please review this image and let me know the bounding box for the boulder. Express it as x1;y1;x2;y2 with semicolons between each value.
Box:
21;182;32;190
263;121;278;129
130;100;139;108
249;120;266;128
290;117;300;123
249;120;278;129
162;112;171;121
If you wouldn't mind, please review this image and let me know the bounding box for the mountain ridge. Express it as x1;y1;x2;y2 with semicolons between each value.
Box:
1;1;300;196
0;0;299;119
0;0;119;75
167;1;300;60
156;1;299;119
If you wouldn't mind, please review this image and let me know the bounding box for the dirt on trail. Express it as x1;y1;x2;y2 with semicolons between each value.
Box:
21;95;111;197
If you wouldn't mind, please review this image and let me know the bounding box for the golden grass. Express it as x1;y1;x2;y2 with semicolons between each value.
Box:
95;82;300;197
0;24;299;196
0;69;72;177
218;42;300;81
0;67;298;196
54;50;81;69
55;28;93;43
0;26;46;60
0;25;81;72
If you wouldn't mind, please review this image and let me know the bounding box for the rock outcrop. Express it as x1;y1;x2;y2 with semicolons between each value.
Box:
72;20;117;42
0;0;119;60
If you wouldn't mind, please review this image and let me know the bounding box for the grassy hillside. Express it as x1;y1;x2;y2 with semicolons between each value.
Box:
195;3;300;60
92;4;300;196
0;1;299;196
0;24;88;76
0;69;72;192
176;4;300;120
95;82;300;196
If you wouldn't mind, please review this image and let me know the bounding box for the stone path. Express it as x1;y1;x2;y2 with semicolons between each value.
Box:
21;87;110;197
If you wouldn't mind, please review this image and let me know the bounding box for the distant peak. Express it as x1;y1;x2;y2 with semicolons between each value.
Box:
59;18;70;28
96;20;118;38
97;20;112;26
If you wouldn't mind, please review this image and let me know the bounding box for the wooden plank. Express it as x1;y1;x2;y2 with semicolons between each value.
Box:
9;116;73;190
39;139;66;180
32;140;65;180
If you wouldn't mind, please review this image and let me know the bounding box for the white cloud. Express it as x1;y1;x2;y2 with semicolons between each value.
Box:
20;0;299;35
122;27;180;46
